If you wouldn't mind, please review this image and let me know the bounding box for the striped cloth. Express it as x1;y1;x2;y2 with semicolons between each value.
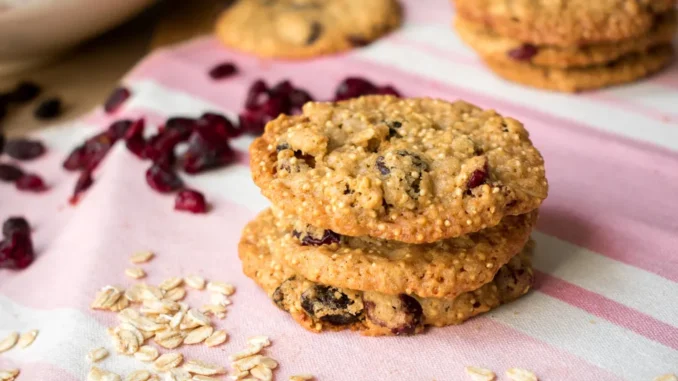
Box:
1;1;677;379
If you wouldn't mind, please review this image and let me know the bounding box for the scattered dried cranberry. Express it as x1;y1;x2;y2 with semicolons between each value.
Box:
507;44;538;61
16;173;47;192
175;189;208;214
198;112;240;138
2;217;29;239
4;138;46;160
104;87;131;114
335;77;376;100
238;109;266;136
8;81;41;103
0;231;35;269
208;62;238;79
466;163;488;190
289;89;313;109
0;163;23;182
62;145;86;171
124;118;146;159
270;80;294;98
82;132;115;171
34;97;62;119
107;119;133;141
145;164;183;193
245;80;269;110
181;122;237;174
70;170;94;203
376;85;401;97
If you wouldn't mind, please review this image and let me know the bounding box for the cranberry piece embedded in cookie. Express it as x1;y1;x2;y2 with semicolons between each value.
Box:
466;163;489;190
4;138;46;161
34;97;62;119
301;285;363;326
208;62;238;80
293;229;341;246
507;44;538;61
375;156;390;175
0;163;24;182
175;189;208;214
15;173;47;192
2;217;29;239
104;87;131;114
145;164;183;193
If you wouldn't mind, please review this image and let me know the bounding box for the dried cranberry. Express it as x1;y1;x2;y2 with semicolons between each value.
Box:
62;145;86;171
507;44;538;61
245;79;269;110
175;189;208;214
467;163;488;190
124;118;146;159
198;112;240;138
4;138;46;160
34;98;62;119
289;89;313;109
0;163;23;182
104;87;131;114
334;77;376;101
82;132;114;170
181;124;236;174
145;164;183;193
8;81;41;103
208;62;238;79
238;110;265;136
259;96;285;121
165;117;196;139
295;229;341;246
16;173;47;192
0;231;35;269
270;80;295;98
376;85;401;97
70;170;94;203
2;217;29;239
107;119;133;141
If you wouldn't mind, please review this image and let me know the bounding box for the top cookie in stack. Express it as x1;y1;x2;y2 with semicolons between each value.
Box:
241;95;548;336
453;0;676;92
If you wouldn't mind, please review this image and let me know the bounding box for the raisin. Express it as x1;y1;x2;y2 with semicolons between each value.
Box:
364;293;423;335
301;285;362;325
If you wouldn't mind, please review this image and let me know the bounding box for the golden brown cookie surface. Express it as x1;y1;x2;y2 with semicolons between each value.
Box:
238;210;535;336
483;45;674;92
215;0;401;59
269;207;537;299
250;96;548;243
454;11;677;69
454;0;676;47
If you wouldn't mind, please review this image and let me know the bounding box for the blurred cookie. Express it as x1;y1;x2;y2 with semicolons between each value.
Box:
454;11;677;69
250;95;547;243
483;44;674;92
454;0;675;47
270;206;537;299
215;0;401;59
238;209;535;336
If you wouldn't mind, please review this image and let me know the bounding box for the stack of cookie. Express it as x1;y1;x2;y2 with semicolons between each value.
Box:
239;95;548;336
453;0;676;92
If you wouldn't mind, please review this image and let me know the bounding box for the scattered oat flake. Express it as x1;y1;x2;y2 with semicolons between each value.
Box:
91;286;124;310
0;332;19;353
134;345;159;362
184;275;206;290
125;370;152;381
187;309;211;326
465;366;496;381
232;355;266;372
126;267;147;279
506;368;538;381
229;345;264;361
201;304;227;315
169;368;192;380
183;360;226;375
17;329;38;348
289;375;314;381
207;281;235;296
154;330;185;349
655;375;678;381
250;364;273;381
131;251;154;263
192;376;221;381
165;287;186;301
184;325;214;345
154;352;184;372
247;336;271;348
87;347;110;363
205;330;228;347
88;366;122;381
210;292;231;306
159;277;184;291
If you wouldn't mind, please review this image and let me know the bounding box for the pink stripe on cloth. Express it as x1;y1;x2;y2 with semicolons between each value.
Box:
122;43;678;280
534;271;678;350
